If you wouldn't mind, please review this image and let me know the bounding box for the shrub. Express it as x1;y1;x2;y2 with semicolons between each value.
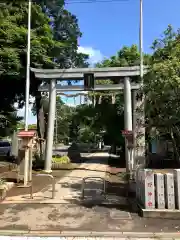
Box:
52;155;70;164
0;178;5;185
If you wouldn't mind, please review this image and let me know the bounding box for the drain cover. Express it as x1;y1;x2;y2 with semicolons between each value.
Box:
93;206;109;213
110;210;131;220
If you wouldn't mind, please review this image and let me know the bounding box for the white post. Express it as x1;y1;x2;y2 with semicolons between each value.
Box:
139;0;143;79
23;0;31;187
55;108;58;148
24;0;31;131
135;0;146;167
44;79;56;173
124;77;133;173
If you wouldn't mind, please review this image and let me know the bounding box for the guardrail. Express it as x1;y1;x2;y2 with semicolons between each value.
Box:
81;177;106;200
30;174;56;199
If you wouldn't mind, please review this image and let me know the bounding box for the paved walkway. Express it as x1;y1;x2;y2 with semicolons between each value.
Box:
0;152;180;235
3;152;111;204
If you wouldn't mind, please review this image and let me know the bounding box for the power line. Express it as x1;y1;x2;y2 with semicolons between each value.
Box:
65;0;129;4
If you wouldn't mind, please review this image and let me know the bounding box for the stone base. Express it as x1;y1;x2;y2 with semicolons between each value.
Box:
0;182;14;200
41;169;52;174
17;183;32;188
138;204;180;219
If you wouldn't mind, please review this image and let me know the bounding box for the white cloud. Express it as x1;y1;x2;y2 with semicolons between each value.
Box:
78;46;104;65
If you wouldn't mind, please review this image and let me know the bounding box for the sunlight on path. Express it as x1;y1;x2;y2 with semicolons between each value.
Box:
2;152;108;204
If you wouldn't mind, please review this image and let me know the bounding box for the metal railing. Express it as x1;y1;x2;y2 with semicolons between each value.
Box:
81;177;106;200
30;174;56;199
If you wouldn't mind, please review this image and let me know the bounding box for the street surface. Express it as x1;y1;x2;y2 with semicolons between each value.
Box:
0;151;179;237
0;236;180;239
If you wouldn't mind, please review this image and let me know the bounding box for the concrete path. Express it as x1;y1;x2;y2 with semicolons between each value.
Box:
0;152;179;235
2;152;110;204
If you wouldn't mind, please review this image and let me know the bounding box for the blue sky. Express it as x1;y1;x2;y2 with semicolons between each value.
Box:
19;0;180;124
67;0;180;56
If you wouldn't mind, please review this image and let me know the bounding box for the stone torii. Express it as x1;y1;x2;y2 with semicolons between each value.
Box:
31;66;148;173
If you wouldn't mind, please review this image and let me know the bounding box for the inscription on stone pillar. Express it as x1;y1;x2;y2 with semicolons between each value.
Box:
164;173;175;209
138;169;155;209
143;169;155;209
133;90;145;167
155;173;165;209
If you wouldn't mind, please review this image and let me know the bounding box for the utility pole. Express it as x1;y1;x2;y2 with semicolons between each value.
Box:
55;109;58;148
23;0;32;187
25;0;31;131
139;0;143;80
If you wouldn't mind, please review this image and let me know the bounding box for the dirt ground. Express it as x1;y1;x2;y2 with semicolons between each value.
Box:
0;203;179;233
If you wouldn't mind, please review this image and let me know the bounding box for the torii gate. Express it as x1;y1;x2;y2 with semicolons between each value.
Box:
31;66;148;173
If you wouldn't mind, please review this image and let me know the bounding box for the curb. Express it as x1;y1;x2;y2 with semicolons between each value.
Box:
0;230;179;237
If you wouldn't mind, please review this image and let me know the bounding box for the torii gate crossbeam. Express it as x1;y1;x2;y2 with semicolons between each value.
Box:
31;66;147;173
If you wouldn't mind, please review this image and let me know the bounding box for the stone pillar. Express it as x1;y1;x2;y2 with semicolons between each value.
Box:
155;173;165;209
174;169;180;209
134;91;146;167
132;90;137;170
124;77;133;172
29;147;33;182
44;79;56;173
164;173;175;209
143;169;155;209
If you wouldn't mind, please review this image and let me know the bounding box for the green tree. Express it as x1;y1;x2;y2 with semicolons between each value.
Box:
144;25;180;159
0;1;65;136
94;45;150;152
0;107;21;137
55;96;75;144
0;1;88;139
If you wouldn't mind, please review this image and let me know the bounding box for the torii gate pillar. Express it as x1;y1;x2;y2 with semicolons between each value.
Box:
124;77;133;172
44;79;56;173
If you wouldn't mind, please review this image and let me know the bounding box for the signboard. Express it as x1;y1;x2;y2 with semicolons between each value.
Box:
84;73;95;91
122;130;133;136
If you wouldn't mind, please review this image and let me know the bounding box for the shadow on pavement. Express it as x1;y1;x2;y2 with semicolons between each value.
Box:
58;174;136;213
81;155;109;164
5;170;71;198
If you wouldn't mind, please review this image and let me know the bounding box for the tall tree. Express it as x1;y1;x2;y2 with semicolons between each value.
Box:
0;1;88;139
0;1;66;138
94;45;150;152
55;96;75;144
34;0;89;69
144;25;180;159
